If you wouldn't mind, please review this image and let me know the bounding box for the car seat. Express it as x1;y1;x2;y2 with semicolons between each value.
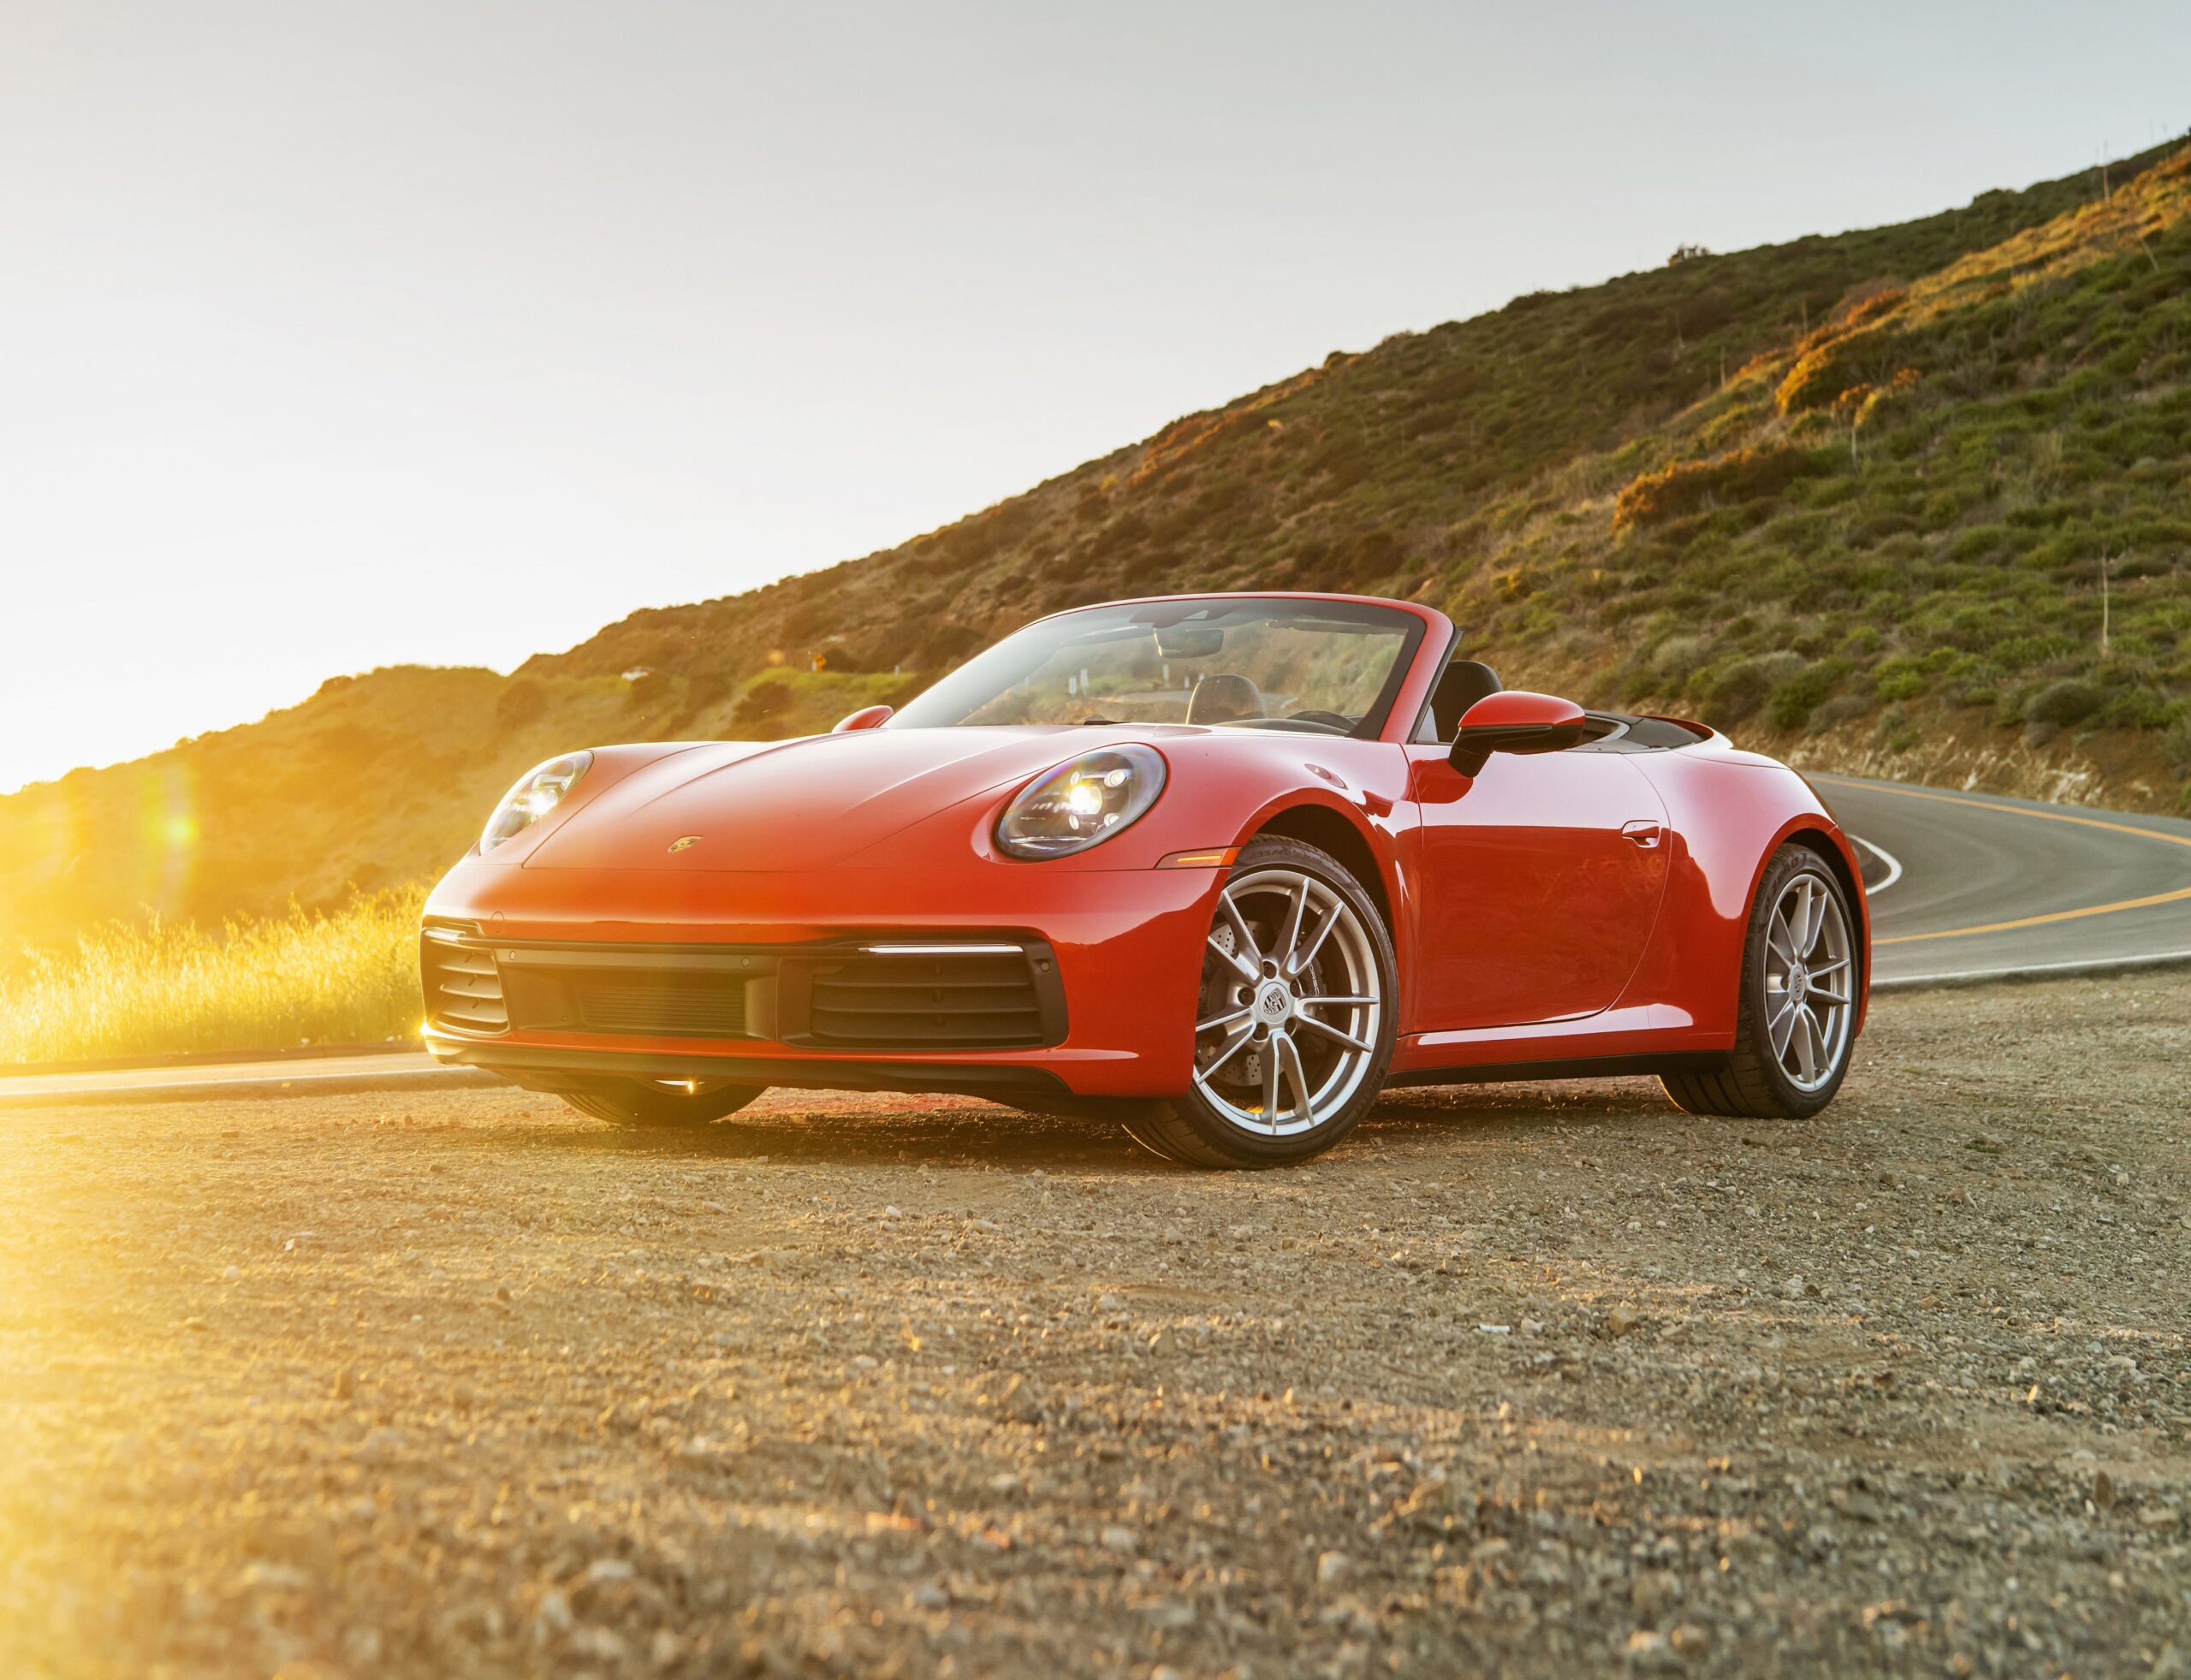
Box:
1428;659;1502;739
1185;673;1266;725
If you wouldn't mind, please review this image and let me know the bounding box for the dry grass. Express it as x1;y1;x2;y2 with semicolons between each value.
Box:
0;888;425;1066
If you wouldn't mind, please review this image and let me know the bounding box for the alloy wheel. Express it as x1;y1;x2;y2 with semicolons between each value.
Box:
1192;867;1383;1137
1763;872;1854;1093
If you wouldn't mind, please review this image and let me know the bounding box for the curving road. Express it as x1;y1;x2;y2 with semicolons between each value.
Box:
1816;775;2191;988
7;773;2188;1103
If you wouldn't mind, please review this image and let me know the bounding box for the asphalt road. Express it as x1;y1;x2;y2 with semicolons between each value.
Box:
5;775;2187;1105
1815;775;2191;988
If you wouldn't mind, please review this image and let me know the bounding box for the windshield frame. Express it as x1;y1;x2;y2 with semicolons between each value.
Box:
883;594;1436;739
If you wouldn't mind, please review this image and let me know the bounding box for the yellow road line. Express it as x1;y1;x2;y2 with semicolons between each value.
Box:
1810;775;2191;946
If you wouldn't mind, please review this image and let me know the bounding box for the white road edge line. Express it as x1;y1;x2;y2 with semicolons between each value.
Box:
1874;947;2191;991
1853;835;1903;897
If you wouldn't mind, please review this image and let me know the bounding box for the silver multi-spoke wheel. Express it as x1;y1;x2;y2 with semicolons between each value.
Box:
1762;870;1854;1094
1192;867;1383;1137
1663;846;1861;1122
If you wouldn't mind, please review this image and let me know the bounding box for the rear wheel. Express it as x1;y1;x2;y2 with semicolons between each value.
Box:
561;1077;766;1129
1662;844;1857;1119
1116;835;1395;1168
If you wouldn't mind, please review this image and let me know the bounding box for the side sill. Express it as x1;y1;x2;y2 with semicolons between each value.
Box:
1383;1051;1725;1089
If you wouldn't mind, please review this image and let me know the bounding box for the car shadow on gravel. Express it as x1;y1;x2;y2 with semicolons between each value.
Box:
475;1077;1690;1171
1369;1078;1684;1132
484;1102;1162;1170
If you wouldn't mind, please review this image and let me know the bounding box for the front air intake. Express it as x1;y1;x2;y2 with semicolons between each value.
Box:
808;947;1053;1048
420;930;508;1033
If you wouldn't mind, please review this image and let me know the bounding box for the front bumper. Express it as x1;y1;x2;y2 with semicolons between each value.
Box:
418;859;1222;1099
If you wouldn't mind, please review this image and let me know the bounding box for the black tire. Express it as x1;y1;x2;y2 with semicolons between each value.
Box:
1662;843;1858;1119
561;1077;766;1129
1116;834;1397;1168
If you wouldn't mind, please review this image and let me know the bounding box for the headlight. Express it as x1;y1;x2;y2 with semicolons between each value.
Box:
995;745;1166;859
479;751;593;853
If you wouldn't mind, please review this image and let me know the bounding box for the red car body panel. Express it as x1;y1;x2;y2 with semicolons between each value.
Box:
422;593;1869;1101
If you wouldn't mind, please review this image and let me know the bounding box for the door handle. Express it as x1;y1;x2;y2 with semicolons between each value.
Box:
1621;819;1664;848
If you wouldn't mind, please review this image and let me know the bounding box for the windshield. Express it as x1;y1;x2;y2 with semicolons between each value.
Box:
886;597;1426;737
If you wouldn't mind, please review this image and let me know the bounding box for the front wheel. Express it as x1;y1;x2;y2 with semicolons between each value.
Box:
1116;835;1396;1168
1662;844;1858;1119
561;1077;766;1129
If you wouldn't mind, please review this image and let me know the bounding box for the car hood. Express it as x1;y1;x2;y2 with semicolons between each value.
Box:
524;727;1178;872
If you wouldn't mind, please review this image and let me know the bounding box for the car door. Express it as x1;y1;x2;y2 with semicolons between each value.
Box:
1404;741;1671;1032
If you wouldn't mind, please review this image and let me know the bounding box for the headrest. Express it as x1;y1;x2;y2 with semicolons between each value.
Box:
1185;673;1265;725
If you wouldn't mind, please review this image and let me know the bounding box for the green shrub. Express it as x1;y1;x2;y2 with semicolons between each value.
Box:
1702;651;1806;723
731;677;795;736
1873;656;1931;702
2023;678;2103;727
495;677;546;730
1765;658;1851;730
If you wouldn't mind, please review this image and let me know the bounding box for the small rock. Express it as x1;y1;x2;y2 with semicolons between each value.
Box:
1097;1293;1126;1312
1781;1274;1806;1300
342;1625;384;1665
570;1626;628;1660
236;1562;311;1591
1605;1305;1642;1338
1316;1550;1351;1586
912;1582;949;1610
2140;1506;2182;1533
1398;1475;1475;1534
2093;1470;2117;1511
533;1588;573;1637
852;1355;879;1371
650;1630;682;1666
1671;1624;1712;1657
585;1558;634;1584
1630;1568;1676;1618
1838;1489;1885;1524
1625;1629;1680;1672
353;1428;406;1465
881;1205;904;1220
1519;1317;1546;1336
1100;1524;1137;1554
182;1316;209;1333
330;1364;356;1401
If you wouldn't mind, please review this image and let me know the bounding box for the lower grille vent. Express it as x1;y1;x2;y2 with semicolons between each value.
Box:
571;976;747;1038
810;950;1047;1048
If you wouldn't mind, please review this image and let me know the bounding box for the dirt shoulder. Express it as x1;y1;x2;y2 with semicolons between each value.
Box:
3;973;2187;1678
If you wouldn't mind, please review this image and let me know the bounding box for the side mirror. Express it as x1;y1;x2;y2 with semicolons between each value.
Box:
832;704;894;733
1449;691;1586;777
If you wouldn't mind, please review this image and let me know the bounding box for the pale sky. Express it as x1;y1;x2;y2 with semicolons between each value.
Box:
3;1;2183;794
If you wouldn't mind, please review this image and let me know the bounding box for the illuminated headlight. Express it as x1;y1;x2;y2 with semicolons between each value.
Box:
995;745;1166;859
479;751;593;853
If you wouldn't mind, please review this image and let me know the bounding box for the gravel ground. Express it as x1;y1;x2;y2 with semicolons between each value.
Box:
3;973;2188;1679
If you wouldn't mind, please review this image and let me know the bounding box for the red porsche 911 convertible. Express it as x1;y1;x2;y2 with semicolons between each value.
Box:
421;593;1867;1166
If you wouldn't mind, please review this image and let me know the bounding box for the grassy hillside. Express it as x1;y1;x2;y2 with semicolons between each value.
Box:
3;139;2186;965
